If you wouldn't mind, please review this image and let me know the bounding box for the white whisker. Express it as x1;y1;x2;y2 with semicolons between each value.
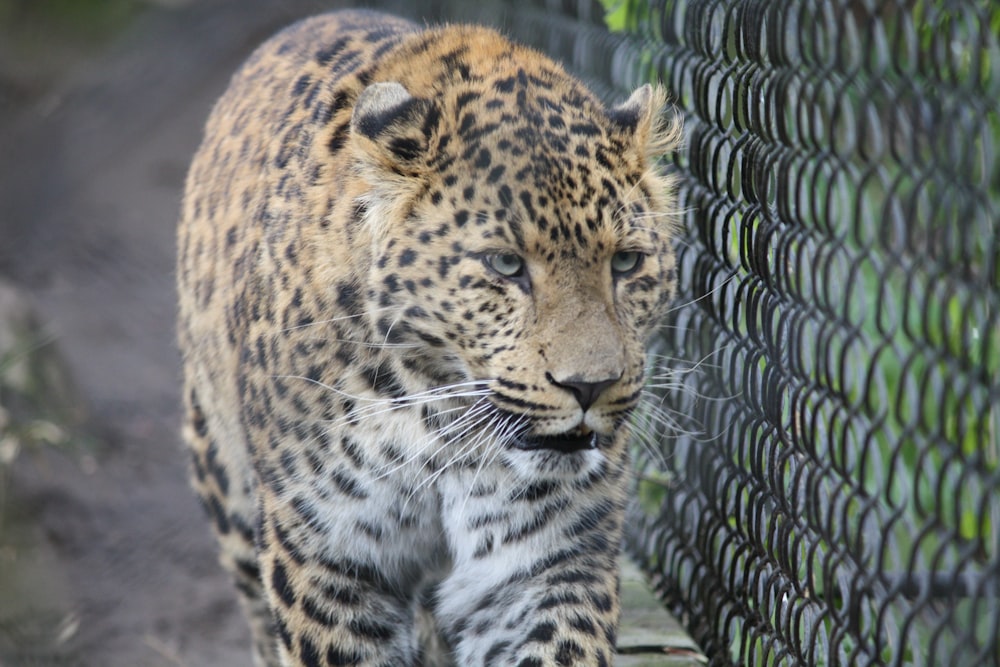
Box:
458;412;525;514
277;312;368;334
406;405;500;500
661;271;738;316
368;393;499;485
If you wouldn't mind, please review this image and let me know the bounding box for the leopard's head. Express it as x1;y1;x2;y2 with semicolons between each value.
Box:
348;57;680;475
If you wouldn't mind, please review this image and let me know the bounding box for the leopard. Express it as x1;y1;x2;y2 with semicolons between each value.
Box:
177;9;680;667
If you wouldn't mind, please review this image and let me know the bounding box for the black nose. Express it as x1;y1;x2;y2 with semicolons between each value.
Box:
548;374;619;411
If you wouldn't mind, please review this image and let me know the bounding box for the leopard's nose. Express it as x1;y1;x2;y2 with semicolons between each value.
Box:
547;373;620;411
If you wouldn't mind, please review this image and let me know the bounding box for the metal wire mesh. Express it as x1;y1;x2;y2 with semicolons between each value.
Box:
506;0;1000;665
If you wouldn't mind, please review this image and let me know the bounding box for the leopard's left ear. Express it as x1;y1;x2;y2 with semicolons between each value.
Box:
607;84;681;156
350;81;439;172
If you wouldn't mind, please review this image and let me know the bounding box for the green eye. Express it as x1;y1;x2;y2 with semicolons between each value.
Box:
611;250;643;275
485;253;525;278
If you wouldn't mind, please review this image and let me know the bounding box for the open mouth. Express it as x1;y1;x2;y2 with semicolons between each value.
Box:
513;427;598;453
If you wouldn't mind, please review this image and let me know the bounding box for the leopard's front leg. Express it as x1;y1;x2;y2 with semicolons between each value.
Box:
436;454;629;667
255;470;442;667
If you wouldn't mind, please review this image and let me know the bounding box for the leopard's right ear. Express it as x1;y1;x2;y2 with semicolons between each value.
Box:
607;83;681;161
350;82;439;173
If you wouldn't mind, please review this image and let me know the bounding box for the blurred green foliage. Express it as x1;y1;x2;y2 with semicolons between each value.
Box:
0;0;141;44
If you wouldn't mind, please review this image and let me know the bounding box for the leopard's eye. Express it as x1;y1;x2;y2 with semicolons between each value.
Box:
484;253;525;278
611;250;643;276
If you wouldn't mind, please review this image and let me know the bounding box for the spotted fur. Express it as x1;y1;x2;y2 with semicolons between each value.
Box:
177;10;680;667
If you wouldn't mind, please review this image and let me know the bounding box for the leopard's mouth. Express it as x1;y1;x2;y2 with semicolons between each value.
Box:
512;426;598;453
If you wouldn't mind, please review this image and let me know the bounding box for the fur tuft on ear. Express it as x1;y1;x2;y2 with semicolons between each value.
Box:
608;83;682;161
348;82;441;239
607;83;654;133
608;84;683;233
350;81;439;168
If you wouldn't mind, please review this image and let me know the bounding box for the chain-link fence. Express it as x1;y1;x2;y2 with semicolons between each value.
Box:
505;0;1000;665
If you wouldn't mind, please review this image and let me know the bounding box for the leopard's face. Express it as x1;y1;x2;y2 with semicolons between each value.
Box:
349;74;678;472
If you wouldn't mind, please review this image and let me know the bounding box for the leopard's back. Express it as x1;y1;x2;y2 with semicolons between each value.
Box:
178;9;418;477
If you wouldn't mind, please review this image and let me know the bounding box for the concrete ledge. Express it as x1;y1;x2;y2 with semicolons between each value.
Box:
618;559;706;666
